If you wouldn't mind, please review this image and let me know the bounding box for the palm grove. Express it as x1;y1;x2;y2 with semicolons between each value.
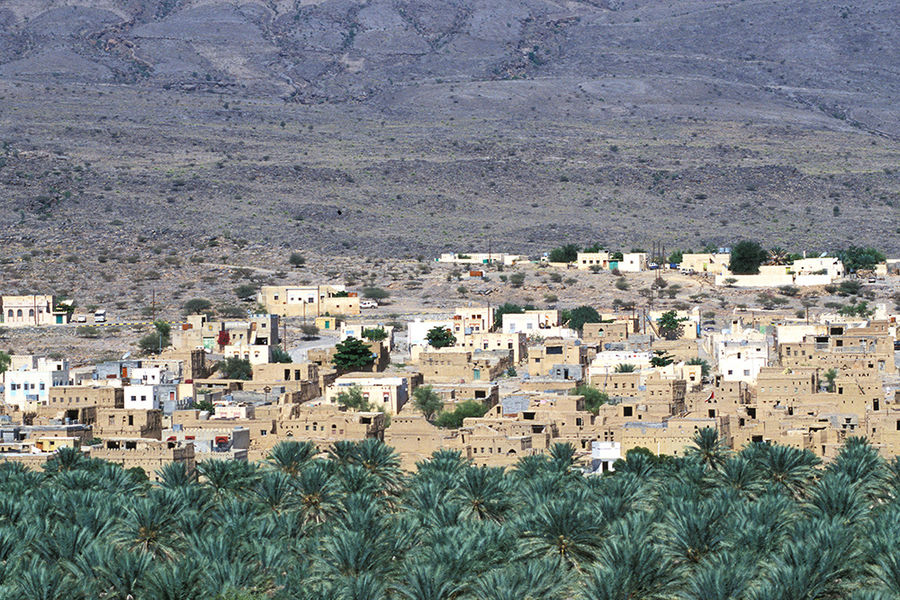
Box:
2;431;900;599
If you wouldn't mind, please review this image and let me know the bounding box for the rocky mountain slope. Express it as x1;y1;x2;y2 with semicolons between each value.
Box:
0;0;897;258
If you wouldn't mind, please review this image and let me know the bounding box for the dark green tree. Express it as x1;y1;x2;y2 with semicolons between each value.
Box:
270;346;292;363
569;385;609;415
218;357;252;380
412;385;443;421
183;298;213;314
336;386;372;412
729;241;768;275
332;337;375;371
838;246;885;272
657;310;687;340
548;244;580;263
564;305;601;332
426;326;456;349
362;328;388;342
650;350;674;368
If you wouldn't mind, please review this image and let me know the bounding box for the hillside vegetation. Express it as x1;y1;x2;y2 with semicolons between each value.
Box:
3;433;900;598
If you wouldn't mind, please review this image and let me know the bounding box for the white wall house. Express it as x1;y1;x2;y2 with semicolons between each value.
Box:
3;358;69;409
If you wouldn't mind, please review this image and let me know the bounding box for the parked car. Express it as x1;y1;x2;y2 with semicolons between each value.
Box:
360;300;378;309
93;309;107;323
74;314;87;323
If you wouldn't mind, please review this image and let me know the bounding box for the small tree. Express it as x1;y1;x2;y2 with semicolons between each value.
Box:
183;298;213;315
138;320;171;355
435;400;488;429
509;273;526;288
565;306;601;332
412;385;443;421
300;324;319;339
362;287;390;300
332;337;375;371
271;346;292;363
336;386;371;411
657;310;687;340
234;284;258;302
0;351;10;377
219;357;252;380
493;303;524;330
426;326;456;349
650;350;674;368
362;328;388;342
548;244;579;263
289;252;306;268
823;368;838;392
838;246;884;272
729;241;768;275
570;385;609;415
615;363;637;373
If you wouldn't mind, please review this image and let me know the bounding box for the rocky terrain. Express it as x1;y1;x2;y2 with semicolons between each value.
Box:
0;0;897;346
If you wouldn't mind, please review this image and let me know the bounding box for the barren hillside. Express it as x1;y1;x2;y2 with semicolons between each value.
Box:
0;0;897;259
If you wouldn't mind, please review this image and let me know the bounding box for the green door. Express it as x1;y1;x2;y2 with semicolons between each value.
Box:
56;315;63;324
473;368;480;380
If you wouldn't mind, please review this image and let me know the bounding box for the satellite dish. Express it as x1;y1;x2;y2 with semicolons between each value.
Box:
819;252;828;258
122;352;131;360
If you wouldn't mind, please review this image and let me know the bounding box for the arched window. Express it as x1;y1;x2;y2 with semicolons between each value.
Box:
16;310;22;317
6;310;11;318
28;309;34;317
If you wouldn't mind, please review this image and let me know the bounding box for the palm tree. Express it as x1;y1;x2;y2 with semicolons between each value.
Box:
111;497;182;559
753;444;821;497
454;467;509;523
470;557;571;600
685;427;730;471
614;363;637;373
768;247;790;265
393;564;459;600
197;458;259;498
681;551;754;600
156;461;196;488
659;498;724;565
142;563;204;600
519;498;605;568
10;557;80;600
547;442;576;474
417;450;469;479
267;440;318;477
716;456;765;496
252;471;298;514
294;461;339;524
582;533;679;600
354;438;404;494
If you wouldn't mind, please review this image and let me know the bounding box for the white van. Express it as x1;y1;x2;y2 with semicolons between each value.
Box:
93;309;107;323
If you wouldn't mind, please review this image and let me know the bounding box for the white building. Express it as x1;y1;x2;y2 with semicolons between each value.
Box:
3;358;70;409
589;351;653;377
616;253;648;273
591;441;622;474
502;310;558;334
706;320;769;383
324;373;411;414
407;318;454;348
124;384;178;411
340;323;396;349
437;253;523;266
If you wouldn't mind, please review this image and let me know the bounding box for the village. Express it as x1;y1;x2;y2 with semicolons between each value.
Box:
0;244;898;478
